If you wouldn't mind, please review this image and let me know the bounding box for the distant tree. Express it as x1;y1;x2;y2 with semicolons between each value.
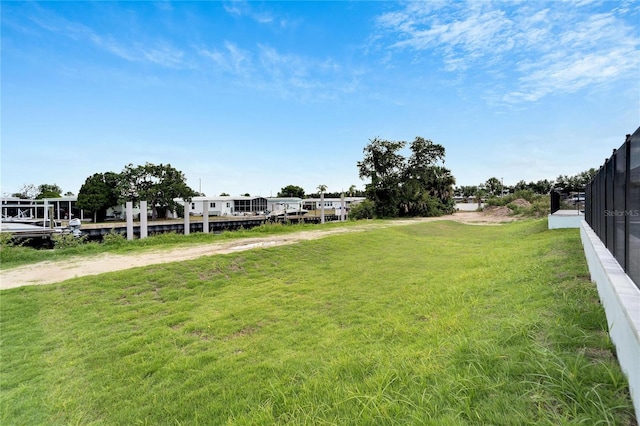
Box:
64;191;75;197
531;179;553;194
118;163;197;220
11;184;37;199
484;177;502;197
473;184;489;203
242;193;250;196
220;193;230;196
513;179;553;194
514;180;529;192
36;184;63;199
358;136;455;218
77;172;121;223
278;185;305;198
583;168;598;182
457;185;477;198
348;185;357;197
554;168;596;194
400;137;455;216
358;137;406;217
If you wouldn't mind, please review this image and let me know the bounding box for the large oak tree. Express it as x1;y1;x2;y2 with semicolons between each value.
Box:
118;163;197;220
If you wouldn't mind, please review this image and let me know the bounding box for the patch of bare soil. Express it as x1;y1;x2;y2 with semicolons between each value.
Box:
510;198;532;207
0;212;518;290
482;205;514;218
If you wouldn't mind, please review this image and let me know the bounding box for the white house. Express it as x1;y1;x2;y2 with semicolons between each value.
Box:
265;197;303;213
179;196;269;216
302;197;366;211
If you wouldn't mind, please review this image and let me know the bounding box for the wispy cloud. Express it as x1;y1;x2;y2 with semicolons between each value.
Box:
199;42;252;76
375;1;640;103
28;6;187;69
223;0;274;25
199;41;359;100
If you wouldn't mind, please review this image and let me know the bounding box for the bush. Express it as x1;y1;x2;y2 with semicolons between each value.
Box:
485;191;550;217
52;233;87;249
349;199;375;220
0;233;16;248
530;197;551;217
102;229;126;245
486;189;537;207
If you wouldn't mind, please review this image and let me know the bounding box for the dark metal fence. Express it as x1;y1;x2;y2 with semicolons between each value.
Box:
550;191;561;214
585;127;640;289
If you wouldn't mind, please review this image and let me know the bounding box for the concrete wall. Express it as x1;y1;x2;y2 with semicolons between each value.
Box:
548;210;584;229
455;203;483;211
580;220;640;418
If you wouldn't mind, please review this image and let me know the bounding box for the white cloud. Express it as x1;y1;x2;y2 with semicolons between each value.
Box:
375;1;640;104
198;41;359;101
88;33;186;69
223;1;273;25
28;9;188;69
200;42;253;76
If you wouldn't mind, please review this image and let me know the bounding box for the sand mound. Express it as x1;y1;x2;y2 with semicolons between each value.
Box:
510;198;532;207
483;205;513;216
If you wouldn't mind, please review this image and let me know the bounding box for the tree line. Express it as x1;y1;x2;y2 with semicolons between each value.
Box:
9;164;195;223
8;143;598;223
275;184;364;199
11;183;73;200
455;169;598;199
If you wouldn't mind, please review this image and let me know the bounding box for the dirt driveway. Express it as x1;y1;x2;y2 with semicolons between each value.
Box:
0;212;514;290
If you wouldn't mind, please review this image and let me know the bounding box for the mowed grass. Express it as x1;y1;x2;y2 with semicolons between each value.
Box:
1;220;635;425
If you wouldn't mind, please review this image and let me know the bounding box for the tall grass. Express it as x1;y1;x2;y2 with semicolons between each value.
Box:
0;220;635;424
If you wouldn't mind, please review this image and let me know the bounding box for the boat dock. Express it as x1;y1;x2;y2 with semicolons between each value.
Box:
2;212;345;245
79;213;342;239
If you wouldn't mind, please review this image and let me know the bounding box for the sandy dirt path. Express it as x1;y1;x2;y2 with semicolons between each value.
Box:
1;212;512;290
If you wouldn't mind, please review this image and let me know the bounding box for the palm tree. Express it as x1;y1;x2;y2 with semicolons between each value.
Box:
348;185;356;197
317;184;327;224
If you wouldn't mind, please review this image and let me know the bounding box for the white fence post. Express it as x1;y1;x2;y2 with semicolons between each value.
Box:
203;200;209;234
184;202;190;235
126;201;134;240
140;201;148;239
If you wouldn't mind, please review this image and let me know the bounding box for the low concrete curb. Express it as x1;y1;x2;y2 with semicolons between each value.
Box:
580;220;640;418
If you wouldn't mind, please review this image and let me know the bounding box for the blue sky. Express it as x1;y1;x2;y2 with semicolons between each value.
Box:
2;1;639;197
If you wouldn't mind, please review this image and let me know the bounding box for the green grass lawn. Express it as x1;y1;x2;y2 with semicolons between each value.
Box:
0;219;635;425
0;221;361;270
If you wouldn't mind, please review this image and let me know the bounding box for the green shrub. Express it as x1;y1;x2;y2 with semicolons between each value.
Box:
349;199;375;220
52;233;87;249
0;233;16;248
485;191;550;217
102;230;126;245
